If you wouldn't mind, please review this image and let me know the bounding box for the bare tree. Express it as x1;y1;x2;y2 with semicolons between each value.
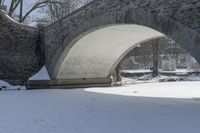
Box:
19;0;23;22
42;0;91;22
44;0;71;22
2;0;91;23
8;0;21;16
0;0;6;5
20;0;63;23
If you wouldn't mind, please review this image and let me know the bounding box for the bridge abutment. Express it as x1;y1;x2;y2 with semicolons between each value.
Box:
0;10;43;84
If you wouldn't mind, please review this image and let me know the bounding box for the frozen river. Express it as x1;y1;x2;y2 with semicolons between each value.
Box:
0;81;200;133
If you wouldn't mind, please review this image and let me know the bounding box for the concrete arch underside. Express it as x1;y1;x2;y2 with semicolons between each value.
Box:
56;24;164;80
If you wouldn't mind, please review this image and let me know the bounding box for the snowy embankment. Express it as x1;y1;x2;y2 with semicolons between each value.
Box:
0;80;25;90
0;82;200;133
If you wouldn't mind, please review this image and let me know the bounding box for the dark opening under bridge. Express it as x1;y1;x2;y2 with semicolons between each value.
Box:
0;0;200;87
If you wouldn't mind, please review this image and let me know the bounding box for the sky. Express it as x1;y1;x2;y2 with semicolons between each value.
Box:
4;0;35;10
3;0;47;25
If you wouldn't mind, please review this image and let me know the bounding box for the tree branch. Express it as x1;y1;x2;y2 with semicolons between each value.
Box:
21;1;62;22
8;0;21;16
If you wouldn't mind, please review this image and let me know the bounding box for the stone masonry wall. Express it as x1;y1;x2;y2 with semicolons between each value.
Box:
0;10;43;84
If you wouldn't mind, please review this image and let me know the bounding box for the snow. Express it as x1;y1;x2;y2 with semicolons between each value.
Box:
121;69;189;74
185;74;200;81
138;74;155;80
86;81;200;99
121;70;200;85
0;66;49;90
161;69;188;74
29;66;50;80
122;74;181;85
0;80;25;90
1;67;200;132
0;82;200;133
121;69;151;73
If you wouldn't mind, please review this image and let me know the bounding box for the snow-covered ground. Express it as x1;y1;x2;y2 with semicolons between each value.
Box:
87;81;200;99
0;82;200;133
1;67;200;133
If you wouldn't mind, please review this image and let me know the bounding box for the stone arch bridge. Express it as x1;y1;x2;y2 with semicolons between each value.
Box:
0;0;200;85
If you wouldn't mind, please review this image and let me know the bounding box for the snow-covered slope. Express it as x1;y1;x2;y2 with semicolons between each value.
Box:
29;66;50;80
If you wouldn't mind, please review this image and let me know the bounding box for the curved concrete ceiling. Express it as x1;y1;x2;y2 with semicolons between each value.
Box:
57;24;165;79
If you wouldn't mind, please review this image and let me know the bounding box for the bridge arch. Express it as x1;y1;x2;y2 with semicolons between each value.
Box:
44;0;200;81
56;24;164;80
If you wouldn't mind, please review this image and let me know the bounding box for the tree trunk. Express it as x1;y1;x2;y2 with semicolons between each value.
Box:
19;0;23;22
152;39;159;76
